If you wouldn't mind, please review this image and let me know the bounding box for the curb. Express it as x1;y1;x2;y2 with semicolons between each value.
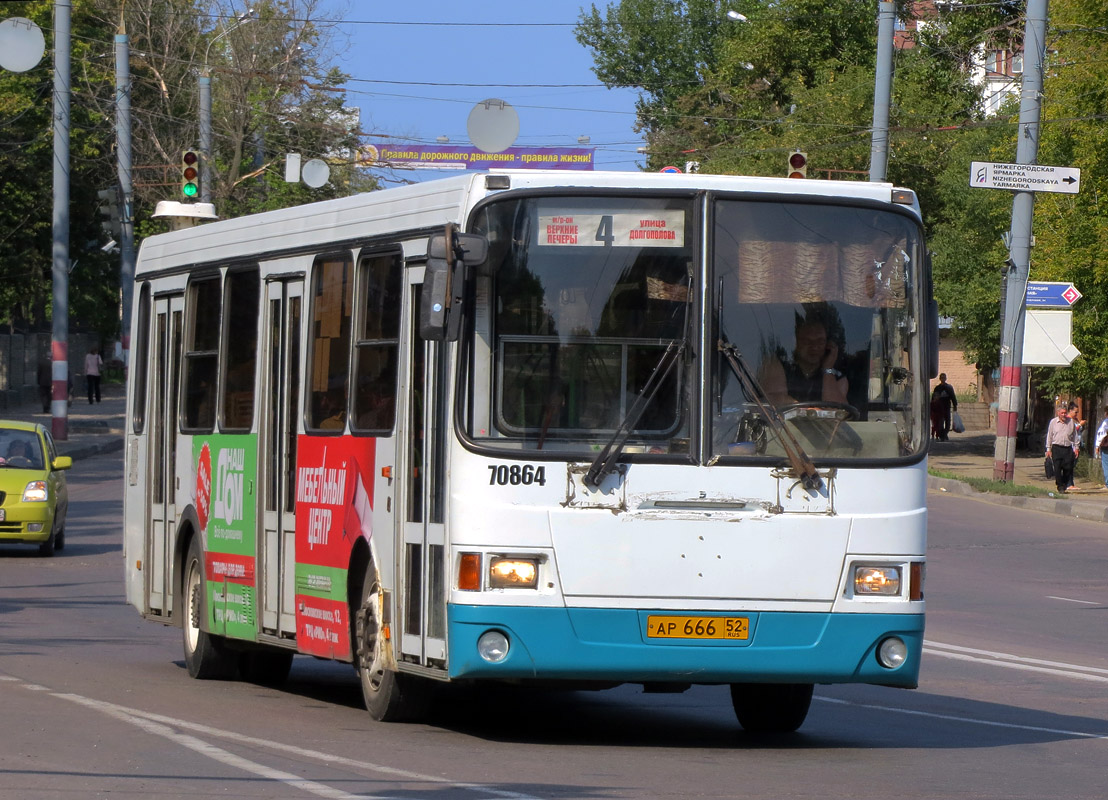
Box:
928;475;1108;523
57;435;124;462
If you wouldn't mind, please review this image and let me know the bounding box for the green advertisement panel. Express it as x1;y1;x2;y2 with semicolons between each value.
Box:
194;435;258;641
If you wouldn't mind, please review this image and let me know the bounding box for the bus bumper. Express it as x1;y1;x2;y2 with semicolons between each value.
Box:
447;605;923;688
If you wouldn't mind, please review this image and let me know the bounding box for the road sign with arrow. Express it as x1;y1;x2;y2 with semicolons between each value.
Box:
970;161;1081;194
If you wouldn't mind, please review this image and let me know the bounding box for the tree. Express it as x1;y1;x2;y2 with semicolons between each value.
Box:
1;0;376;340
1027;0;1108;398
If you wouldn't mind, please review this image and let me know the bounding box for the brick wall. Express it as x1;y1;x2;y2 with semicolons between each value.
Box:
935;334;980;400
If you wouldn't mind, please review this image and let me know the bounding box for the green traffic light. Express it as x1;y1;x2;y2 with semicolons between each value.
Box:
182;183;198;198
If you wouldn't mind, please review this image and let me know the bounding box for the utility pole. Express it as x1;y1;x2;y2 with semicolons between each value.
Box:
868;1;895;182
994;0;1049;481
115;20;136;372
51;0;71;440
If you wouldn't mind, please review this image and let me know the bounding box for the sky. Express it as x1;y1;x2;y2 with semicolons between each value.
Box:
317;1;647;181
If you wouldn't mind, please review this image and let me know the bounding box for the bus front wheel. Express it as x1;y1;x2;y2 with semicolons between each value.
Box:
354;563;425;721
182;537;238;679
730;683;813;733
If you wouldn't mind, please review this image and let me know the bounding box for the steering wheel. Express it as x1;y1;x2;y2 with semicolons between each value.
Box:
4;455;33;468
779;401;860;422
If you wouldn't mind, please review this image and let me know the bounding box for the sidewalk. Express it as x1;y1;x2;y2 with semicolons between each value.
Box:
928;430;1108;523
0;382;126;461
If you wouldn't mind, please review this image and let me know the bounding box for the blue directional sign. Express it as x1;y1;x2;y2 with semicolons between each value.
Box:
1025;281;1082;308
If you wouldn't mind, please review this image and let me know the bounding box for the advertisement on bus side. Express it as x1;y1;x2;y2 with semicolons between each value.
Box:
293;435;376;659
193;436;258;641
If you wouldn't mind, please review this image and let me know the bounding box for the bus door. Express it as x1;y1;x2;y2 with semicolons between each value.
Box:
258;277;303;635
398;276;448;669
146;294;184;616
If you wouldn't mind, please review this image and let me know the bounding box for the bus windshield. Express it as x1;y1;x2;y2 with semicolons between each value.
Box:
465;195;694;456
464;193;926;462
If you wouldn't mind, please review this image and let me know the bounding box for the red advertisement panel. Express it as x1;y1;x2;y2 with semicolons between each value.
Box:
293;436;376;659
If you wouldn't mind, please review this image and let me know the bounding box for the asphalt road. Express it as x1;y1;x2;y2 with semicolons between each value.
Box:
1;453;1106;799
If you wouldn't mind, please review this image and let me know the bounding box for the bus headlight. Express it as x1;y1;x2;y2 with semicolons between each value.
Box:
489;557;539;589
22;481;48;503
854;565;901;596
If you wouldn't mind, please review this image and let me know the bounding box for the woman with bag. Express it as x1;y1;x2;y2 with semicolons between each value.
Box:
1093;406;1108;491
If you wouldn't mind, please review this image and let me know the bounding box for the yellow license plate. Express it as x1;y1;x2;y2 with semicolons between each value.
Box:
647;615;749;640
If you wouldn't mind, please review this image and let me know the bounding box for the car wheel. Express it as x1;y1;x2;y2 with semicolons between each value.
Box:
182;536;238;679
54;524;65;551
38;526;56;557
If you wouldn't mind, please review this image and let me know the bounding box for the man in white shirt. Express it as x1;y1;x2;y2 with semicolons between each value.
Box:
1045;404;1080;493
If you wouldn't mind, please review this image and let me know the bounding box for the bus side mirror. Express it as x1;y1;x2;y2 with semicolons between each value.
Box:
420;226;489;342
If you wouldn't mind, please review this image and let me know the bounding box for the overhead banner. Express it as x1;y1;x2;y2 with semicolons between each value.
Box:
362;144;595;171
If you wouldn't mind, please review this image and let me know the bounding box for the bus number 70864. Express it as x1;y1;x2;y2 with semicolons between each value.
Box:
487;464;547;487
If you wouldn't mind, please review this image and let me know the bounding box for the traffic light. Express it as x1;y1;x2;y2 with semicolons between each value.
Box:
787;150;808;179
181;150;200;198
97;186;121;240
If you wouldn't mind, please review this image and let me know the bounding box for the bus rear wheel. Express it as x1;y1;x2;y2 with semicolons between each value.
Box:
730;683;813;733
182;537;238;680
354;563;425;721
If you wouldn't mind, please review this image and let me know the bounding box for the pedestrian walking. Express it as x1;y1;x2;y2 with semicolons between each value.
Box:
1066;401;1086;489
930;373;958;441
1094;406;1108;491
85;346;103;404
1046;403;1080;494
36;357;51;413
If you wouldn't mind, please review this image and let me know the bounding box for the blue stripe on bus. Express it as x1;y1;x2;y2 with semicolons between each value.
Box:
447;605;922;687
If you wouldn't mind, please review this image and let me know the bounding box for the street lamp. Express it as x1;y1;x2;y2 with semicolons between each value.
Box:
198;8;256;204
727;11;748;22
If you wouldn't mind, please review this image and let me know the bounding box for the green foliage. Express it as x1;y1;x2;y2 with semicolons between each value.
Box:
1;0;377;340
1029;0;1108;397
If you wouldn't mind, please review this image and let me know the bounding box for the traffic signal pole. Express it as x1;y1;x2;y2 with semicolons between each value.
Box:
115;23;135;373
993;0;1048;481
51;0;71;440
868;1;894;182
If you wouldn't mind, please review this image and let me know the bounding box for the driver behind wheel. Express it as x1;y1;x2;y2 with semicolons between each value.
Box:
759;314;848;406
1;438;37;467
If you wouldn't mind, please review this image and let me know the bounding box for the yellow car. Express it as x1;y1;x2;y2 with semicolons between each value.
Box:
0;421;72;556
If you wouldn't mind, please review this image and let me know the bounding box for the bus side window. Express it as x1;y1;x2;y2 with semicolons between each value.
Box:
182;276;221;431
307;252;354;432
220;268;260;431
352;252;402;434
132;283;151;434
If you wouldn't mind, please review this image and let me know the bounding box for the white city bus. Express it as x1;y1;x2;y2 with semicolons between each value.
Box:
123;170;936;732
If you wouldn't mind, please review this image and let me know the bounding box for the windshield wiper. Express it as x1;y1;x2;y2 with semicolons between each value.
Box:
717;338;822;492
584;338;684;489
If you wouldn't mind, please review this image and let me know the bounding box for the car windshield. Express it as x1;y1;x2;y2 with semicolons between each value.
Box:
0;429;45;469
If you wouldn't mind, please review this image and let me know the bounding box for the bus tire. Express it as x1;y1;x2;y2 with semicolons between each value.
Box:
239;650;294;686
354;563;425;722
182;536;238;680
730;682;813;733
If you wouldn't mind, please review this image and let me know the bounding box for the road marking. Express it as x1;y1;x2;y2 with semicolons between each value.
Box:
817;696;1108;740
58;693;371;800
1046;595;1100;605
925;640;1108;682
48;690;542;800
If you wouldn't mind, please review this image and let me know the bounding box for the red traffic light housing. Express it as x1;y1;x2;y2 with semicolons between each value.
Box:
181;150;200;198
787;150;808;179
